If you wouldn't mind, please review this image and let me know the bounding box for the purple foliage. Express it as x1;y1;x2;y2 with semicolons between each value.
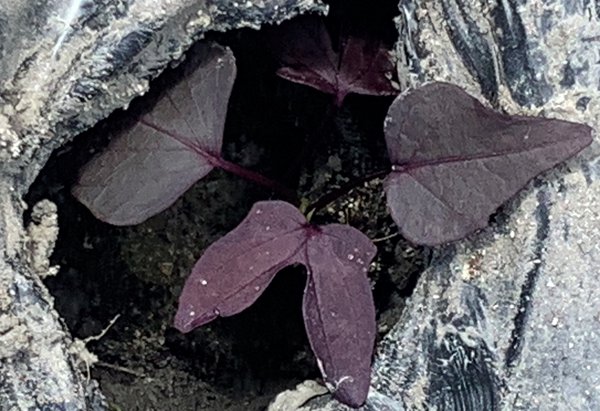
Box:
384;82;594;245
274;16;398;106
175;201;377;407
72;42;236;225
70;30;595;409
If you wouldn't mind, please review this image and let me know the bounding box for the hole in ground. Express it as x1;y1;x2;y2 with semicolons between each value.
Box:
25;1;429;409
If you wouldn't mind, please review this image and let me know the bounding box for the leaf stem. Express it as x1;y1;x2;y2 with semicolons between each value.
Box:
214;157;298;204
307;169;389;214
139;117;298;204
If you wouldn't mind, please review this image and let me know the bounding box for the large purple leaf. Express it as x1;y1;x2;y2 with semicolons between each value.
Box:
275;16;397;106
72;42;236;225
384;82;594;245
303;225;376;407
174;200;377;407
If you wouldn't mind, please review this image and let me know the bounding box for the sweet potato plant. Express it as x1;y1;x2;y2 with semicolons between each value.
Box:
72;16;592;408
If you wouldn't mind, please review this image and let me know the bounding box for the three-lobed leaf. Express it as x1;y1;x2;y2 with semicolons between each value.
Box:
384;82;594;245
73;42;236;225
175;201;377;407
274;16;398;106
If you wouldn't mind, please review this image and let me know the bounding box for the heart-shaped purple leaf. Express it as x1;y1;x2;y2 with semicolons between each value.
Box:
175;200;377;407
384;82;593;245
275;16;398;106
73;42;236;225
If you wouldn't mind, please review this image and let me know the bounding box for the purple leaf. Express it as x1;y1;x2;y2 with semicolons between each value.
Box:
72;42;236;225
303;225;376;407
275;16;398;106
175;201;377;407
174;201;306;331
384;82;594;245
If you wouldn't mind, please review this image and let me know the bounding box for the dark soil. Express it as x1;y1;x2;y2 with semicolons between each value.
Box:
25;1;430;410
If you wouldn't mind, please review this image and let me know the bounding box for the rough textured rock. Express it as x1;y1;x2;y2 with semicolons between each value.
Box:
297;1;600;410
0;0;325;409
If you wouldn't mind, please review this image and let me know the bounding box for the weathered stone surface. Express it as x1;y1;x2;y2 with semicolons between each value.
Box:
0;0;325;409
298;1;600;410
0;0;326;185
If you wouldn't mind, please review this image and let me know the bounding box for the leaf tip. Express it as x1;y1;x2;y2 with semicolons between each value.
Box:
173;304;218;333
578;122;595;146
329;375;370;408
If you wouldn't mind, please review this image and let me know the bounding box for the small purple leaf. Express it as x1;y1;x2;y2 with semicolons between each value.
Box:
303;225;376;407
274;16;398;106
175;201;377;407
275;16;338;98
73;42;236;225
384;82;594;245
